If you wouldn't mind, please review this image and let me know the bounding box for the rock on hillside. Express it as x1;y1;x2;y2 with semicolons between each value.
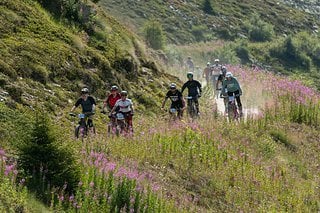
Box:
281;0;320;18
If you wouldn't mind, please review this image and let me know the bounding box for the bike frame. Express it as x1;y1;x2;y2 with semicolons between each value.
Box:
186;96;197;118
227;95;239;121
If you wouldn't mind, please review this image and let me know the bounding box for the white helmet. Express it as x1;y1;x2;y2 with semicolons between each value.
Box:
214;59;220;63
207;62;210;66
226;72;233;78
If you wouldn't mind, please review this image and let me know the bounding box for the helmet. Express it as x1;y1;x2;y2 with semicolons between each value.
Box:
187;72;193;78
111;85;118;91
169;83;176;89
207;62;210;66
81;88;89;94
120;90;128;96
226;72;233;78
214;59;220;63
221;66;227;73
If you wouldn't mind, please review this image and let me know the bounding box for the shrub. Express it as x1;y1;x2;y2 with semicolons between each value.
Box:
244;14;275;42
143;19;166;50
5;84;23;103
17;112;80;203
0;59;17;79
270;36;311;71
192;25;207;42
202;0;216;15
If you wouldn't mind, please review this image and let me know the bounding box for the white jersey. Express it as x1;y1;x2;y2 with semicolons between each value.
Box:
114;98;133;113
211;64;222;76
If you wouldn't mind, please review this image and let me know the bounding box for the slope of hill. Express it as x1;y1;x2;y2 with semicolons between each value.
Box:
281;0;320;17
99;0;319;44
0;0;176;113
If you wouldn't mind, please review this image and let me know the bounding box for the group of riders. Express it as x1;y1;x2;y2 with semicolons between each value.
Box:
70;58;243;136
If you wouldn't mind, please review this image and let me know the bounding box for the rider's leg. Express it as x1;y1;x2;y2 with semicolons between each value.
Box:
194;97;200;114
126;113;133;132
235;90;243;116
223;97;228;114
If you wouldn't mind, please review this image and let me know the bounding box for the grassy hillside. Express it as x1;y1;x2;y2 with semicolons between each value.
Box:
0;0;177;113
99;0;319;44
99;0;320;91
0;0;320;212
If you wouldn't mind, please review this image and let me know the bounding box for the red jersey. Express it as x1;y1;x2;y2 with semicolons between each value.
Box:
105;93;121;109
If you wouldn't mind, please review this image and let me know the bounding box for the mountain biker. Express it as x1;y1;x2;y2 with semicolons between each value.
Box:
161;83;186;119
102;85;121;129
186;56;194;72
216;66;228;113
211;58;222;95
222;72;243;117
102;85;121;112
70;87;96;129
110;90;134;131
181;72;202;115
202;62;212;86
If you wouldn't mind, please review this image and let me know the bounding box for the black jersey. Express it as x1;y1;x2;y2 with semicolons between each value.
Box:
75;96;96;113
181;80;202;97
166;90;183;103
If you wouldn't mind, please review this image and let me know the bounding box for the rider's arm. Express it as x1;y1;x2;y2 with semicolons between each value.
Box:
110;100;119;114
234;78;242;95
197;81;202;94
161;97;168;108
181;82;187;94
71;98;81;112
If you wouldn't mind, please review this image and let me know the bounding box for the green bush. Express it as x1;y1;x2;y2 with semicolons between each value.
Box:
0;59;17;79
5;84;23;103
244;14;275;42
202;0;216;15
143;19;166;50
191;25;207;42
17;112;80;203
270;36;311;71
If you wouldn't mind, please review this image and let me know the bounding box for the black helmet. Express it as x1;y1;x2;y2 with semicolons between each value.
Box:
169;83;177;89
81;88;89;94
120;90;128;96
187;72;193;78
111;85;118;91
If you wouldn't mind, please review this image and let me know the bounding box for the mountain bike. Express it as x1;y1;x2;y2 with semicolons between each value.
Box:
69;112;95;139
168;107;183;122
227;95;240;122
186;96;198;119
115;112;133;136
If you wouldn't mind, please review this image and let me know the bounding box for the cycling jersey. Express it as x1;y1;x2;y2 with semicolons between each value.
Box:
166;90;184;108
114;98;133;113
211;64;222;76
181;80;202;97
222;77;242;93
75;96;96;113
105;93;121;109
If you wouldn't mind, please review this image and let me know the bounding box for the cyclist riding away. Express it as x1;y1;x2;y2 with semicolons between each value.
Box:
216;66;228;113
70;87;96;130
186;56;194;72
222;72;243;117
181;72;202;115
211;59;222;88
161;83;186;119
110;91;134;131
203;62;212;86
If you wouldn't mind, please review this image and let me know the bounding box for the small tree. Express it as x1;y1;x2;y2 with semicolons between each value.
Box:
143;19;166;50
202;0;216;15
18;112;80;203
244;14;274;42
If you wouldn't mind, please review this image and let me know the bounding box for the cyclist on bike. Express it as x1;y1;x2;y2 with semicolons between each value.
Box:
161;83;186;119
110;91;134;131
186;56;194;72
211;59;222;87
216;66;228;113
102;85;121;112
70;87;96;129
102;85;121;131
202;62;212;86
181;72;202;115
222;72;243;117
